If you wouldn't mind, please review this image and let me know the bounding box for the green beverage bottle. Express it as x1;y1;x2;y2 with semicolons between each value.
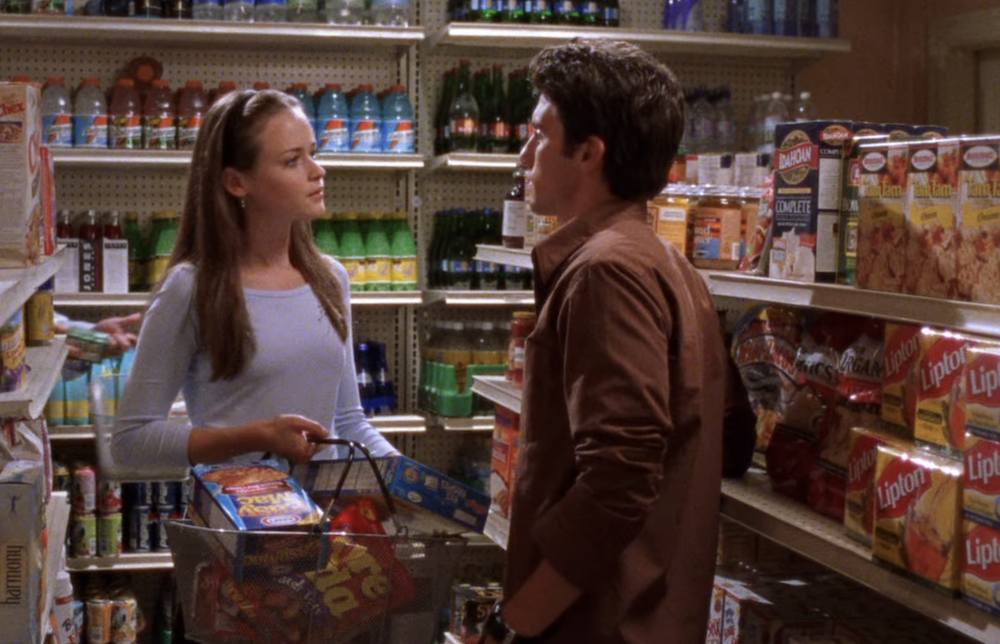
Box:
123;211;147;292
389;210;418;291
148;209;179;289
364;211;392;292
314;211;340;258
340;211;367;292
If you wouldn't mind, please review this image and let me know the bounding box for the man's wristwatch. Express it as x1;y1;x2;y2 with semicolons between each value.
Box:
483;603;523;644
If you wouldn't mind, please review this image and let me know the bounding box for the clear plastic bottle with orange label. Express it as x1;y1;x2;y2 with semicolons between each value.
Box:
177;80;207;150
109;79;141;150
143;79;176;150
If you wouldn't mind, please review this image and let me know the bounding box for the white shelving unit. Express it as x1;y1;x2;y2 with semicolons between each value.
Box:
441;415;494;432
53;290;423;307
0;338;69;420
50;148;425;171
428;152;519;172
0;249;64;327
66;552;175;572
471;375;521;415
424;289;534;306
474;245;533;271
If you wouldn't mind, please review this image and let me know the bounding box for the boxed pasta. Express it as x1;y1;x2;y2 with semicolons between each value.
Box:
881;322;922;432
857;141;909;293
913;327;975;455
961;519;1000;616
962;343;1000;440
872;443;962;592
0;82;44;268
957;136;1000;304
904;138;960;298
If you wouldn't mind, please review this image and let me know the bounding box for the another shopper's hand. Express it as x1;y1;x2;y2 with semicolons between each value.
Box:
260;414;330;464
93;312;143;356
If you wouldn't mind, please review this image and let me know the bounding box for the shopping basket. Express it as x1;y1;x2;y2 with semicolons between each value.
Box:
164;439;468;644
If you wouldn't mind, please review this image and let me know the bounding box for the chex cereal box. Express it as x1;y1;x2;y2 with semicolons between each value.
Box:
857;141;909;293
962;519;1000;616
844;427;905;544
913;327;975;455
962;343;1000;440
881;322;922;433
963;434;1000;529
0;461;46;644
294;454;490;534
904;138;960;298
0;82;44;268
770;121;853;283
957;136;1000;304
873;443;962;592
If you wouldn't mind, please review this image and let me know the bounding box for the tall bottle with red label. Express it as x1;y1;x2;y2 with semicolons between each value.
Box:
78;210;103;293
177;80;207;150
109;79;142;150
448;60;479;153
143;79;176;150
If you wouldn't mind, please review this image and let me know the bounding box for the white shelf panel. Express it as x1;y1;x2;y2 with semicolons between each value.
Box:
66;552;174;572
721;471;1000;643
433;22;851;58
441;415;494;432
53;292;150;307
424;289;534;306
368;414;426;433
474;245;533;271
707;272;1000;336
0;338;68;420
428;153;519;172
51;148;424;171
471;375;521;415
0;249;64;326
484;506;509;550
48;425;98;441
0;15;423;50
350;291;423;306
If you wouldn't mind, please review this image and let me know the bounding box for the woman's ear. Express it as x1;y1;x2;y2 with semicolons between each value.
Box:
222;166;249;199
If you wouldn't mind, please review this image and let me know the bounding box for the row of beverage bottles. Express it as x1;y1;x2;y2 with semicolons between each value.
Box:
447;0;620;26
32;74;414;154
427;208;533;291
434;61;534;155
681;86;816;157
3;0;413;25
313;210;418;292
663;0;838;38
355;340;398;416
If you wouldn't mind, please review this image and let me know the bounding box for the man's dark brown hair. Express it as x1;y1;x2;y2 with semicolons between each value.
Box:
529;38;685;202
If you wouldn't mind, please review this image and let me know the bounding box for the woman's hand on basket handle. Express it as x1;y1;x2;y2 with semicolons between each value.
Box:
188;414;329;465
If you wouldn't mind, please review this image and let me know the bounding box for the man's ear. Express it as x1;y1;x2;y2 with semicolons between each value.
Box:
578;135;606;174
222;166;249;199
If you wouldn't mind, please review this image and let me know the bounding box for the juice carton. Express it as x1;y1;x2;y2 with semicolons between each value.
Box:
961;519;1000;616
872;443;962;592
956;136;1000;304
904;138;960;298
0;82;44;268
881;322;922;432
857;141;909;293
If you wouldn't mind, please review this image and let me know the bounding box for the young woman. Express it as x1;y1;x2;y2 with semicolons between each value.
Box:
113;89;397;470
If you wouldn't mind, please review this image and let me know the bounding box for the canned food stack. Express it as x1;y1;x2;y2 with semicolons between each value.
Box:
124;480;189;554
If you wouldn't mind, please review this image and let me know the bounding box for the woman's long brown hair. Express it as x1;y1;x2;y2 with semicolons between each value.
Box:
155;89;348;381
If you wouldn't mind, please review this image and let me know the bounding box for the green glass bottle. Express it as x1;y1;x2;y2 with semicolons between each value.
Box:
123;211;147;292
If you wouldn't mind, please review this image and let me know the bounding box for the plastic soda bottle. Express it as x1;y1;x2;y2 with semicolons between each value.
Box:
313;211;339;257
41;77;73;148
73;78;108;149
177;80;207;150
381;85;415;154
286;83;316;124
222;0;252;20
349;85;382;154
324;0;365;23
143;79;176;150
389;210;417;291
370;0;409;25
109;79;142;150
792;91;817;121
364;212;392;292
339;212;367;292
192;0;223;19
286;0;318;21
315;84;350;153
254;0;285;22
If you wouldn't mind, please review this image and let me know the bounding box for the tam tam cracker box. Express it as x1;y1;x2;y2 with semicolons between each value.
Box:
913;327;976;455
904;138;960;298
844;427;906;544
957;136;1000;304
857;141;909;293
0;82;45;268
961;343;1000;441
962;519;1000;616
872;443;962;592
881;322;922;433
963;434;1000;529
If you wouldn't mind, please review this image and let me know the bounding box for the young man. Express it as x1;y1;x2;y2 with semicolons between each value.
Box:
480;39;730;644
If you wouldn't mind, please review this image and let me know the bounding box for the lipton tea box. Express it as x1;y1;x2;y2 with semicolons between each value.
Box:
963;434;1000;529
962;519;1000;616
962;343;1000;441
873;443;962;592
844;427;906;544
881;322;922;433
904;138;960;298
913;327;975;455
957;136;1000;304
857;141;909;293
0;82;44;268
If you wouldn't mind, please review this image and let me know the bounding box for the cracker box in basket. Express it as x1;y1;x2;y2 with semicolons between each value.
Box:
0;82;44;268
294;454;490;534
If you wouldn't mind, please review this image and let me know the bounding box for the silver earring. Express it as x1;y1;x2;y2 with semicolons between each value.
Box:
240;198;246;210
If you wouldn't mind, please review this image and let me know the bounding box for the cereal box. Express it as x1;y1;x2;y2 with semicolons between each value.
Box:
0;82;44;268
294;454;491;534
963;434;1000;529
490;405;519;519
881;322;922;432
857;141;909;293
961;519;1000;616
957;136;1000;304
913;327;974;455
904;138;960;298
872;443;962;592
0;460;46;644
962;343;1000;440
844;427;905;544
770;121;854;283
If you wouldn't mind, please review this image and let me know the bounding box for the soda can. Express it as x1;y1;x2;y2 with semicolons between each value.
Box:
97;478;123;514
72;599;86;643
97;513;123;557
127;481;153;508
110;596;138;644
53;461;71;492
71;513;97;558
86;598;112;644
71;464;97;514
151;510;168;551
127;505;153;552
